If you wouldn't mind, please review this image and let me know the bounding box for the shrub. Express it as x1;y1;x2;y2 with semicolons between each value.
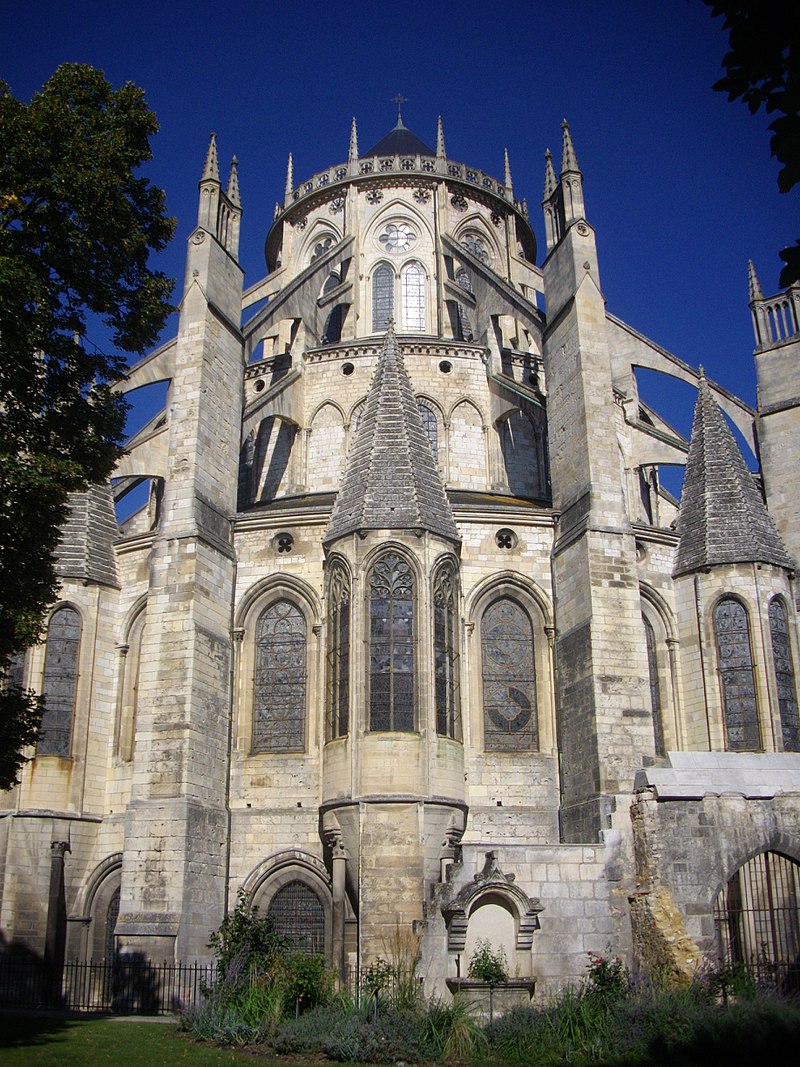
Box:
468;938;509;985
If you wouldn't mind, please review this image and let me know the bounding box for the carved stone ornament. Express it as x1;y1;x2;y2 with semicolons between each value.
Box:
440;850;543;953
292;216;308;230
366;190;383;205
329;197;345;214
191;229;207;244
450;194;468;212
413;188;431;204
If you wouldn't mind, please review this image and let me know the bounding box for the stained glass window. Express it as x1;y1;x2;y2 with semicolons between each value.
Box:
266;881;325;955
253;600;306;753
643;615;666;757
372;264;394;331
434;563;460;739
39;606;81;757
481;598;538;752
369;553;414;732
714;597;761;751
327;564;350;740
401;264;426;331
417;401;439;462
379;222;416;252
769;598;800;752
460;233;490;264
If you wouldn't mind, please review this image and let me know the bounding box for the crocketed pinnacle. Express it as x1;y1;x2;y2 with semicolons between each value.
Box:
201;132;219;182
226;156;240;207
748;259;764;303
504;147;513;194
435;115;446;160
543;148;557;199
673;374;792;576
348;117;359;164
325;323;459;544
561;119;580;174
284;152;294;199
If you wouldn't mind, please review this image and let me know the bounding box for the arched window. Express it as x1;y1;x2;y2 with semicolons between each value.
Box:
253;600;307;753
714;851;800;986
401;263;426;331
433;562;460;740
118;610;145;762
460;232;491;264
481;597;538;751
714;597;761;751
643;615;666;757
326;564;350;740
321;270;340;296
769;598;800;752
368;552;415;732
39;606;81;757
322;304;344;344
266;880;325;955
417;400;439;462
455;268;475;342
372;264;394;331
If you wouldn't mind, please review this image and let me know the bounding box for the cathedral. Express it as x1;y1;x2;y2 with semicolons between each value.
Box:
2;112;800;997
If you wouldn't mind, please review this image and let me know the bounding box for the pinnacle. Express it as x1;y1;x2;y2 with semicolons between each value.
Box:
436;115;447;160
561;119;580;173
748;259;764;302
504;147;513;193
201;132;220;183
226;156;240;207
349;116;359;163
285;152;294;200
543;148;557;199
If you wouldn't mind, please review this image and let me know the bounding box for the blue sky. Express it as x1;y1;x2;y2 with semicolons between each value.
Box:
5;0;796;482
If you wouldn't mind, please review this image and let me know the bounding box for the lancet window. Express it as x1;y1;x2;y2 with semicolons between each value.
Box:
368;552;415;732
643;614;666;757
714;597;761;751
326;564;351;740
372;264;394;331
417;400;439;462
253;600;307;753
39;606;81;757
481;597;538;751
401;263;426;331
769;598;800;752
266;880;325;955
433;562;461;740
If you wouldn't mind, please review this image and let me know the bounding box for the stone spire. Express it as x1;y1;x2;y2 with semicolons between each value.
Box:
201;132;220;182
543;148;557;198
673;373;792;576
284;152;294;200
436;115;447;161
348;117;359;164
748;259;764;302
561;119;579;173
503;147;513;194
226;156;240;207
325;322;459;544
55;483;119;587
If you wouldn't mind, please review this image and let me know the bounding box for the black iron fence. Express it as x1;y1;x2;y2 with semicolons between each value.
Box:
0;957;217;1015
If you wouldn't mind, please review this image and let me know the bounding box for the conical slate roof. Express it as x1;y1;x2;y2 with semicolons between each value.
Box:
325;323;459;543
361;120;435;159
673;375;792;576
55;483;119;587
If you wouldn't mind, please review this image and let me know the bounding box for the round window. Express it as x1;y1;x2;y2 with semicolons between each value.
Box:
379;222;417;253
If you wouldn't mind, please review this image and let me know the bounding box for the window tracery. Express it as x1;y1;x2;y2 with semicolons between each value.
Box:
481;597;538;751
369;553;414;732
372;263;394;331
769;598;800;752
39;606;81;757
266;880;325;955
253;600;307;753
460;232;491;264
714;597;761;751
379;221;416;252
326;564;350;740
401;263;426;331
433;562;460;740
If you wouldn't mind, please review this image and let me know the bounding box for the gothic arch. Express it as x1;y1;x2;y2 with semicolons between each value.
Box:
454;216;501;263
364;198;434;249
468;574;555;755
235;576;322;756
116;600;147;762
300;221;343;264
442;851;542;953
242;850;333;961
74;853;123;962
38;603;84;758
712;594;762;752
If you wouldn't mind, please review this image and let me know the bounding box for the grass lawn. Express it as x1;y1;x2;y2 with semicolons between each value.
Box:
0;1013;331;1066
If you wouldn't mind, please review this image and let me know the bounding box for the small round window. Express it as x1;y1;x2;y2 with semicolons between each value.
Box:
379;222;417;253
495;528;517;550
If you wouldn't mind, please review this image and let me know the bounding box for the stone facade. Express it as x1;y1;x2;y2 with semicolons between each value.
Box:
2;117;800;998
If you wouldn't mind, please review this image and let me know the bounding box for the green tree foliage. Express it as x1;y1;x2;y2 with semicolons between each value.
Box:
0;64;175;788
704;2;800;286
